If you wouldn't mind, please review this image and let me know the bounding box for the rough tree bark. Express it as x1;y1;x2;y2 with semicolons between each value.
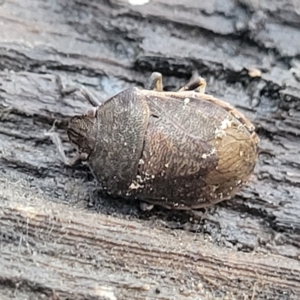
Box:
0;0;300;299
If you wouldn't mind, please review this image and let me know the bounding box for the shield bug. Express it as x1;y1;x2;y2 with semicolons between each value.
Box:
47;72;259;210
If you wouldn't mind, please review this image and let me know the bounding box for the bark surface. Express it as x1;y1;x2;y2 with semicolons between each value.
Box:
0;0;300;299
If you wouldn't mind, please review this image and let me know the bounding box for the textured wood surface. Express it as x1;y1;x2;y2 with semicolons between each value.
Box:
0;0;300;299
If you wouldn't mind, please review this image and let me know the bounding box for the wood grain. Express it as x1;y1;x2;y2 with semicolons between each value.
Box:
0;0;299;299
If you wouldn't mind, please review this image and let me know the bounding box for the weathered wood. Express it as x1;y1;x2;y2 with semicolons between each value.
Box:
1;188;299;299
0;0;300;299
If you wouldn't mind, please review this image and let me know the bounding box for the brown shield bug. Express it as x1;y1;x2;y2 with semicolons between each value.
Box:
47;72;259;210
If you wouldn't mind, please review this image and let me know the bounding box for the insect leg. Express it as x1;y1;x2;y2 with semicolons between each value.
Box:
45;121;88;166
139;201;154;211
148;72;164;91
178;76;207;93
62;85;102;107
56;75;101;107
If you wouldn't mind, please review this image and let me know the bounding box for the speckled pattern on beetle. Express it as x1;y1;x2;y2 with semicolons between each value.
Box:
48;72;259;210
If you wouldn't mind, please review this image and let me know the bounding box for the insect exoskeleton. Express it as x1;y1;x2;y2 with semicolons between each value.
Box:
121;87;259;209
49;72;259;210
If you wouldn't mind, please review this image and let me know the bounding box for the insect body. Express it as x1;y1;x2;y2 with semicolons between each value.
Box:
52;73;259;210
